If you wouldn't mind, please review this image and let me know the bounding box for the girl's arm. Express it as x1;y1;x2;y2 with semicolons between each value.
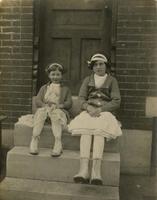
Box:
61;88;72;110
101;78;121;112
78;77;90;110
35;85;46;108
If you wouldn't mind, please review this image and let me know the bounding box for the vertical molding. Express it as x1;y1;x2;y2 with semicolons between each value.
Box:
32;0;40;96
111;0;118;76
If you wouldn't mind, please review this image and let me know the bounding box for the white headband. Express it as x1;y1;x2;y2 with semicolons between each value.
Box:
91;54;108;63
48;63;63;70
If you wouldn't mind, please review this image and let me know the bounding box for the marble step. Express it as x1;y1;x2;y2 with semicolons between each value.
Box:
0;177;119;200
14;123;120;152
7;147;120;186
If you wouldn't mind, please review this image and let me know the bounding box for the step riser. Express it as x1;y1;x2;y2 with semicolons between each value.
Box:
0;191;119;200
14;124;120;152
0;178;119;200
6;147;120;186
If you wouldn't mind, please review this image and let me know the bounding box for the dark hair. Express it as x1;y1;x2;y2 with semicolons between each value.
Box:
45;63;65;75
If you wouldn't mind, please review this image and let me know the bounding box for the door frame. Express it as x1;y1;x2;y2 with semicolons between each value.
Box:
32;0;118;95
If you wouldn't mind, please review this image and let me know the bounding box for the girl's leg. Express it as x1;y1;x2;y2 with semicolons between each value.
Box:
49;109;66;157
74;134;92;183
91;135;105;185
51;120;63;157
30;108;47;155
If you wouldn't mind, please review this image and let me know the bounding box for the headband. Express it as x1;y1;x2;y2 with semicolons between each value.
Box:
45;63;64;74
87;53;108;67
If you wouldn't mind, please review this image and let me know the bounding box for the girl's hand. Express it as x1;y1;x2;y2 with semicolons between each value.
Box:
86;105;97;117
93;107;102;117
43;103;48;107
86;105;102;117
57;104;64;109
47;102;54;107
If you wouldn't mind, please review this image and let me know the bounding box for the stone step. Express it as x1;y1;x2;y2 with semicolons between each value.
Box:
7;147;120;186
0;177;119;200
14;123;120;152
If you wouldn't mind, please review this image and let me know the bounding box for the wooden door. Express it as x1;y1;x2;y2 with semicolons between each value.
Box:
38;0;113;94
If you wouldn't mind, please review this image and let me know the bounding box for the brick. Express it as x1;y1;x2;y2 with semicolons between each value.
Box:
21;14;33;20
117;20;157;28
20;20;33;26
0;20;11;26
0;7;12;13
21;7;33;13
1;72;32;79
21;27;33;34
118;0;156;6
0;53;32;59
21;0;33;6
12;47;33;54
12;7;21;13
119;82;137;89
0;66;32;73
12;33;20;40
2;27;20;33
0;47;12;53
1;79;32;85
2;40;33;46
21;33;33;40
0;59;32;66
0;97;31;105
0;33;11;40
1;104;31;111
0;85;32;93
0;91;32;99
2;14;21;20
148;83;157;90
118;14;157;21
117;34;157;41
1;0;20;6
12;21;20;26
20;47;33;53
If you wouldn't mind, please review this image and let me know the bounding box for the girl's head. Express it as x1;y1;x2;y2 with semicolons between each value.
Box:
45;63;64;83
88;53;110;76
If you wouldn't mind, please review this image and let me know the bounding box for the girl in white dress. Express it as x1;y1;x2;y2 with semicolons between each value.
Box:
68;53;122;185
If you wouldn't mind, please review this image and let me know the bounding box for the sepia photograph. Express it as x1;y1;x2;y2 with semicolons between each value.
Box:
0;0;157;199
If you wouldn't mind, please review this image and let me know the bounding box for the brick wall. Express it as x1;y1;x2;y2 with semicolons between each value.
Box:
116;0;157;130
0;0;33;128
0;0;157;130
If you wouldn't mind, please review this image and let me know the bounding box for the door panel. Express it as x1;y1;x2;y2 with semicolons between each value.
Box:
80;39;101;79
38;0;112;94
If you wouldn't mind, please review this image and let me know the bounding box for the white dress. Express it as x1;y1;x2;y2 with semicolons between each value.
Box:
17;83;67;128
68;74;122;140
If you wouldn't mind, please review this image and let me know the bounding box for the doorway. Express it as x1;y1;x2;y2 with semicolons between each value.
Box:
37;0;117;94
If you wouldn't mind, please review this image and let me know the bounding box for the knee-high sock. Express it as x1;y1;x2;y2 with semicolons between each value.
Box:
32;108;47;137
92;135;105;159
80;135;92;159
51;120;62;140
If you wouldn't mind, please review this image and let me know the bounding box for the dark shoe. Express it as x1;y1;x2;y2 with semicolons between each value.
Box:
91;178;103;185
73;175;89;184
30;152;39;155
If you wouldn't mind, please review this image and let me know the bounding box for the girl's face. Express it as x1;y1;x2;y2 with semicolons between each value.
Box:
48;70;62;83
93;60;106;76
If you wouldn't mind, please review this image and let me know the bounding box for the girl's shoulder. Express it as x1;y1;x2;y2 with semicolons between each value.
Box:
82;75;92;83
39;83;49;90
106;75;118;83
60;84;71;91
